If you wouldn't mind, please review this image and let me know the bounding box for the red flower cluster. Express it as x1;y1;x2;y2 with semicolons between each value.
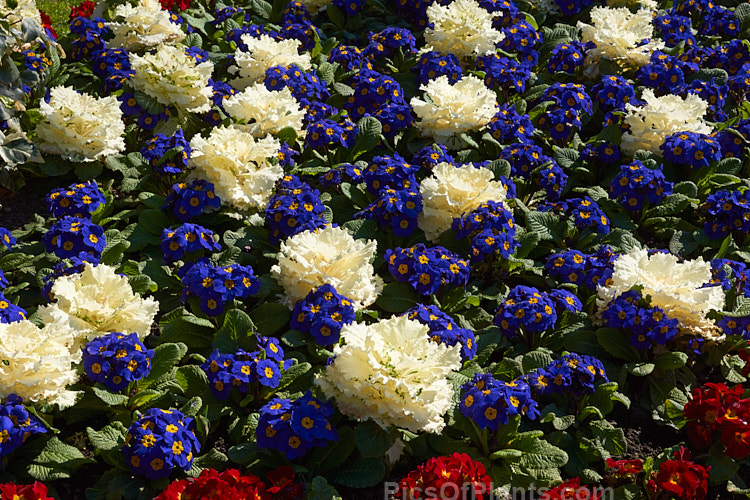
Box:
159;0;191;10
395;453;492;500
605;458;643;476
38;10;57;39
155;467;304;500
544;478;604;499
739;341;750;377
648;447;710;500
69;1;95;21
683;382;750;458
0;482;53;500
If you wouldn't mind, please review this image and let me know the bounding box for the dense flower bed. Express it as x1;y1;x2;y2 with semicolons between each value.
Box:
1;0;750;498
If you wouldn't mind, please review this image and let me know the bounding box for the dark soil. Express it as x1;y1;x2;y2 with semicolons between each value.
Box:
0;185;47;230
610;404;681;460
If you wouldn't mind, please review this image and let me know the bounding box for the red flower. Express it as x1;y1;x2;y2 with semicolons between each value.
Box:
0;482;53;500
159;0;191;10
721;419;750;459
651;447;710;500
739;342;750;377
69;1;95;21
685;421;713;451
155;469;269;500
37;10;57;39
605;458;643;475
395;453;492;500
265;466;305;499
546;478;604;499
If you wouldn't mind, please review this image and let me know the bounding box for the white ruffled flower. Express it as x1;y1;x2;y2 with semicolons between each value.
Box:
316;315;462;433
597;248;724;338
229;34;312;89
621;89;712;155
0;0;41;26
188;125;282;211
223;84;306;138
271;225;383;309
108;0;185;51
35;86;125;162
410;75;498;148
129;44;213;114
578;7;664;69
0;319;80;407
423;0;505;61
419;162;509;242
37;263;159;352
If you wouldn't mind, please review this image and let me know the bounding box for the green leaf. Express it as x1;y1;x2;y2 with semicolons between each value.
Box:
227;442;260;465
87;423;127;452
143;342;187;387
350;116;382;159
307;476;343;500
334;457;387;488
626;362;655;376
589;420;627;455
355;421;394;458
307;427;356;473
512;435;569;470
187;448;229;478
553;148;579;168
28;437;96;481
521;350;554;373
596;328;639;362
653;351;688;371
276;361;312;392
525;211;565;242
138;209;170;235
375;281;420;313
175;365;209;398
737;2;750;30
160;309;215;349
91;386;128;406
250;302;291;335
215;309;256;353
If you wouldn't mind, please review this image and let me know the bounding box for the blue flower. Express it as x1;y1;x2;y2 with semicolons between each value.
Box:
289;284;355;345
141;128;192;176
265;175;328;244
257;392;337;460
406;304;477;361
46;181;106;219
123;408;200;480
493;286;558;338
42;216;106;259
0;395;46;459
83;332;154;391
460;374;538;432
161;223;222;264
386;244;471;296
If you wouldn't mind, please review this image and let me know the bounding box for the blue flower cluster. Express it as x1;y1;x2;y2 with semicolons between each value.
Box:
365;27;417;58
362;154;419;195
180;259;260;316
707;258;750;296
385;244;471;296
83;332;154;391
91;47;134;93
120;92;168;130
201;337;292;399
452;201;518;262
540;197;611;235
265;64;330;103
494;286;578;338
580;141;621;166
163;179;221;222
42;216;106;259
488;103;535;145
257;392;338;460
537;162;568;200
537;83;592;142
406;304;476;361
343;70;410;135
500;144;552;178
41;252;100;301
289;284;355;345
609;160;673;211
123;408;200;480
306;117;358;149
526;353;608;396
0;293;26;324
0;395;46;459
416;51;462;86
141;129;192;176
356;187;423;238
654;14;696;47
478;54;532;93
661;132;721;168
546;246;617;289
69;17;108;61
460;374;538;431
548;41;592;74
601;290;680;349
704;188;750;240
412;144;454;169
46;181;106;219
161;224;222;264
266;175;328;244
